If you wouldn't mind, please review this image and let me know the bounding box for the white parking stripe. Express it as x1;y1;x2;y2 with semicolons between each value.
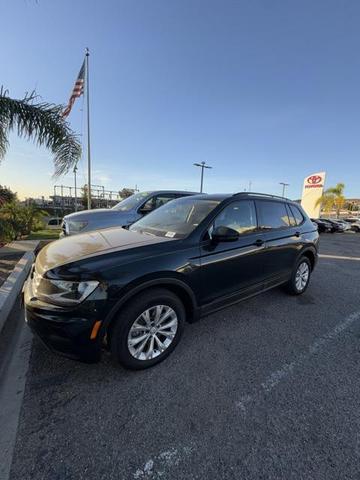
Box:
236;310;360;414
319;254;360;261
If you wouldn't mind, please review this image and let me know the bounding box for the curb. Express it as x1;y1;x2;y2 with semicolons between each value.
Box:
0;251;34;335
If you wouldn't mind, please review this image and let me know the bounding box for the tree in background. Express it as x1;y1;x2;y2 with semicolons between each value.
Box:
0;88;81;177
119;188;135;199
316;183;345;217
0;184;17;205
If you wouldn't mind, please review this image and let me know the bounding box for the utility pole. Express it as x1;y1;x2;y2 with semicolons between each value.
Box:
193;161;213;193
279;182;289;197
248;180;252;192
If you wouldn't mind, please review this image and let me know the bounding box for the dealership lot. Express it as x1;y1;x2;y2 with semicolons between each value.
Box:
5;233;360;480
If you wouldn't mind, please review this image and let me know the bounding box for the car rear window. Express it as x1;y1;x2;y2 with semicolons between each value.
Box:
257;201;290;230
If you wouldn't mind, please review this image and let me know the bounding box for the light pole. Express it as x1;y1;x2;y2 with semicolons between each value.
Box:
279;182;289;197
193;161;212;193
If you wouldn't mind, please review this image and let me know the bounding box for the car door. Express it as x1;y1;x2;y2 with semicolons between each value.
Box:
199;200;267;307
256;200;301;285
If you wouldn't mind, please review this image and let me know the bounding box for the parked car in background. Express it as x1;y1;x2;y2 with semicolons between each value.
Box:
25;192;318;370
311;218;332;233
320;218;346;233
60;190;197;237
344;218;360;232
333;219;352;231
46;217;63;230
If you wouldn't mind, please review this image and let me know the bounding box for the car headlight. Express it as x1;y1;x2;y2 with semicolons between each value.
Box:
32;271;99;306
67;220;88;233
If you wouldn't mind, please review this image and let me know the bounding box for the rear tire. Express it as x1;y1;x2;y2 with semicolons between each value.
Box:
285;256;312;295
110;288;185;370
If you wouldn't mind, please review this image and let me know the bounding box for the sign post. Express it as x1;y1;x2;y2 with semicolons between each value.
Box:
300;172;326;218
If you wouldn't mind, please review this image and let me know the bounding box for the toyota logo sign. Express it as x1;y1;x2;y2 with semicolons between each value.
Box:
307;175;322;185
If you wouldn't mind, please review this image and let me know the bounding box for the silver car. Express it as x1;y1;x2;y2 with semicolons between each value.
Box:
60;190;197;237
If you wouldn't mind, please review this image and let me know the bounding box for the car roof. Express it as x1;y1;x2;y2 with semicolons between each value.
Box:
187;192;298;203
144;190;199;195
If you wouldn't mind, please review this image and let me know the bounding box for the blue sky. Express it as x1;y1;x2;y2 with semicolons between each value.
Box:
1;0;360;200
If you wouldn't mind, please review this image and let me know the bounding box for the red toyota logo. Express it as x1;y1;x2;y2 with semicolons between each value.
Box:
307;175;322;185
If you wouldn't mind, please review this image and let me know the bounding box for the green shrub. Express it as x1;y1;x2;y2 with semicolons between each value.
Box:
0;202;45;242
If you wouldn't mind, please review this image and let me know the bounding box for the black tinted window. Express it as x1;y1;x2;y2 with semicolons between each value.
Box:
48;219;59;226
289;205;304;226
257;201;290;230
213;200;257;235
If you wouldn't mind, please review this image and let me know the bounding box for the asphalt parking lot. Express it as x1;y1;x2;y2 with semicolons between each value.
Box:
5;233;360;480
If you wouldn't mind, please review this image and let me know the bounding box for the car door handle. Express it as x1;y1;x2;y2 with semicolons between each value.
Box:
254;239;264;247
295;231;300;237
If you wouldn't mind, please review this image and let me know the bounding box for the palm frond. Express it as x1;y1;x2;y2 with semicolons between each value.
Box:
0;87;81;177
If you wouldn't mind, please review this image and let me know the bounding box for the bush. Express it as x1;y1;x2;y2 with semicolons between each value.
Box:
0;202;45;242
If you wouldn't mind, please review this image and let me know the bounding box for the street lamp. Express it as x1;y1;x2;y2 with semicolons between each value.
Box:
279;182;289;197
193;161;212;193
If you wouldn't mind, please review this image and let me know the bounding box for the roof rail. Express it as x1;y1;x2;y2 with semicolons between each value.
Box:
232;191;292;201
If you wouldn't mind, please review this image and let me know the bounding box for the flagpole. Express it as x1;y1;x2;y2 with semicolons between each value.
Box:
85;47;92;210
73;164;78;212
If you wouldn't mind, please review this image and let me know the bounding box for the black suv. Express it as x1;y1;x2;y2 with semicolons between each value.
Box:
24;193;319;369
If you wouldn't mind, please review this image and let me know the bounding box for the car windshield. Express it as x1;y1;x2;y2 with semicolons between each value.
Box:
129;196;220;239
112;192;151;212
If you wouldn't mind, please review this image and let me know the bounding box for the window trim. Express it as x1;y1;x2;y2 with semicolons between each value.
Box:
255;199;292;232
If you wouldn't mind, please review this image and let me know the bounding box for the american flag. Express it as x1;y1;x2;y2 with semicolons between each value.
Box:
62;60;85;118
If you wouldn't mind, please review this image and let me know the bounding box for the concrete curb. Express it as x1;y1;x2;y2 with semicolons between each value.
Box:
0;252;34;335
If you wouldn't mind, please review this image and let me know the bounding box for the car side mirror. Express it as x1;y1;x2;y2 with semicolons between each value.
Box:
212;226;239;242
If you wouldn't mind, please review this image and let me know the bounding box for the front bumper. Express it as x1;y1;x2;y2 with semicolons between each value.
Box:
25;307;102;362
24;277;103;363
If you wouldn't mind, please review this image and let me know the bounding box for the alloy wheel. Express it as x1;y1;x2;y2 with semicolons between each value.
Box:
127;305;178;360
295;261;310;292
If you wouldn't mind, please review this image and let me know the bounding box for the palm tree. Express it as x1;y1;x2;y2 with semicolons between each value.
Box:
0;88;81;177
316;183;345;217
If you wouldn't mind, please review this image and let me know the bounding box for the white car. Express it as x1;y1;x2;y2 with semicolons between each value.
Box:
334;219;352;231
344;218;360;232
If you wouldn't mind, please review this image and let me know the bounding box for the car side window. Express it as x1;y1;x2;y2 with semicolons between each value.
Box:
48;219;60;226
212;200;257;235
257;201;290;230
286;204;297;227
289;205;304;226
141;194;173;211
153;194;176;209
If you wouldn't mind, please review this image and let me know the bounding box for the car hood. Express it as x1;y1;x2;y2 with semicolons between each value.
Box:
64;209;125;221
36;227;172;275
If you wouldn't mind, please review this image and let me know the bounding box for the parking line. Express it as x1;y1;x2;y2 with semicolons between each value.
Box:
319;254;360;261
235;310;360;414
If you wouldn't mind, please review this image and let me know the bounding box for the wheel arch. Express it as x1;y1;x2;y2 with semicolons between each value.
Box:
102;277;199;341
298;247;317;270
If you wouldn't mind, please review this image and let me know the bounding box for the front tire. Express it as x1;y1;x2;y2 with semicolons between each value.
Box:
285;257;312;295
110;288;185;370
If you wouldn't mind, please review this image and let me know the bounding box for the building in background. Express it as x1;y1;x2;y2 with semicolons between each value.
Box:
23;184;136;217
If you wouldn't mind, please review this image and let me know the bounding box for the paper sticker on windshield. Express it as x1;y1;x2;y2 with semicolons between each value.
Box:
165;231;176;238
